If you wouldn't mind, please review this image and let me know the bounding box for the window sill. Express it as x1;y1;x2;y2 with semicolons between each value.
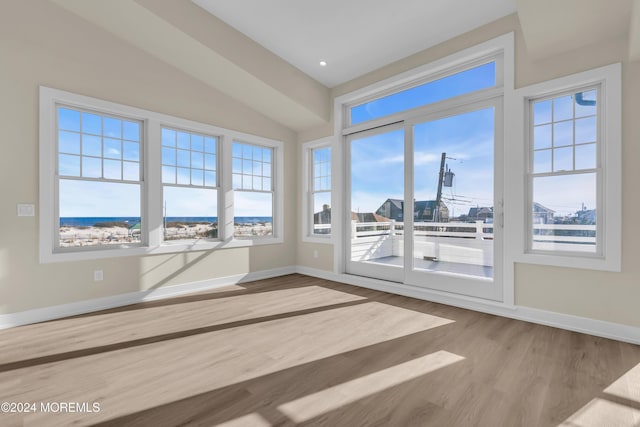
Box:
514;251;620;272
40;236;285;263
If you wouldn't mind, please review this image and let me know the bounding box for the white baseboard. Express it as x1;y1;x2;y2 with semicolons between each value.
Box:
0;266;296;330
2;264;638;346
296;266;640;345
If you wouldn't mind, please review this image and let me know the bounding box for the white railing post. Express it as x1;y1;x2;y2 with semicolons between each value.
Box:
351;220;358;238
389;220;395;236
475;220;484;240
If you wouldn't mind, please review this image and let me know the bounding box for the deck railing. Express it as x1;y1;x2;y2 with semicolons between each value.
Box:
351;220;493;240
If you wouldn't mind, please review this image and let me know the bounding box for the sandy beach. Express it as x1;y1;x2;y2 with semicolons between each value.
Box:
59;222;272;246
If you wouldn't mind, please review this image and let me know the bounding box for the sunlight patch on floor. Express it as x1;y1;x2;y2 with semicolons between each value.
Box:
604;362;640;404
559;398;640;427
214;412;271;427
278;350;464;423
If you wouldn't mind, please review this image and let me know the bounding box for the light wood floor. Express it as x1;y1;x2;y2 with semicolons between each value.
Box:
1;274;639;426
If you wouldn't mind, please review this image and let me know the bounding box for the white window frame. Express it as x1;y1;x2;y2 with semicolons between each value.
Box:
39;86;283;263
510;63;621;271
332;34;515;304
301;138;333;243
230;139;280;240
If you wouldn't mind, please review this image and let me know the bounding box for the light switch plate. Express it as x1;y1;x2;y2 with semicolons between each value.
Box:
17;204;35;217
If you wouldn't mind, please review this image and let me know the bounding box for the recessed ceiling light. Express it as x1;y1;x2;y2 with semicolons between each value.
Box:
319;61;327;67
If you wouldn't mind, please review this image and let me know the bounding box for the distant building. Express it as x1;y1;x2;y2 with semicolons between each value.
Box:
375;198;449;222
532;202;555;224
575;208;596;224
351;212;389;223
313;204;331;232
466;207;493;222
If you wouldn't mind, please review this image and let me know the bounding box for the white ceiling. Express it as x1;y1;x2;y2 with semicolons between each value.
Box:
193;0;517;87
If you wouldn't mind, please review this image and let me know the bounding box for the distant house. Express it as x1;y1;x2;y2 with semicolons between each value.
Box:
532;202;555;224
466;207;493;222
575;208;596;224
351;212;389;223
313;204;331;231
375;198;449;223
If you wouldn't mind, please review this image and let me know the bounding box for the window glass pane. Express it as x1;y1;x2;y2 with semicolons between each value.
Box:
191;134;204;152
104;159;121;180
191;151;204;169
234;192;273;237
123;121;140;142
204;154;216;171
82;135;102;157
58;154;80;176
553;95;573;122
58;108;80;132
531;173;596;253
163;186;218;241
123;142;140;162
104;138;121;159
103;117;122;138
533;149;551;173
204;171;216;187
82;156;101;178
232;158;242;174
122;161;139;181
162;128;176;147
162;147;176;166
242;144;252;158
575;89;597;118
177;167;190;185
177;131;190;149
162;165;176;184
177;149;190;167
59;131;80;155
575;143;597;170
553;121;573;147
533;125;552;150
313;192;331;235
82;112;102;135
191;169;204;186
232;173;241;188
553;146;573;172
575;117;597;144
204;137;216;154
533;100;552;125
350;62;496;125
58;179;141;247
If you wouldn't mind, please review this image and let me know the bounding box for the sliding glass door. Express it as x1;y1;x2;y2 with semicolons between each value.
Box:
345;101;503;300
346;124;405;283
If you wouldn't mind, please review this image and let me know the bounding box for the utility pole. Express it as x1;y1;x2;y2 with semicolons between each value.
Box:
434;152;446;222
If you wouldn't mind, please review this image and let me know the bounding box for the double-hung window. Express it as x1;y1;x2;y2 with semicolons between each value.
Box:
40;87;283;262
56;106;143;249
232;141;274;238
161;128;219;241
302;138;332;241
515;63;621;271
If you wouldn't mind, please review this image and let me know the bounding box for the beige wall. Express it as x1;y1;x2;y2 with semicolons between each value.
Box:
0;1;297;314
297;14;640;328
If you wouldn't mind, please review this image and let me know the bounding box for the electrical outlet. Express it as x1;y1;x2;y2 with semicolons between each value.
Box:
17;204;35;217
94;270;104;281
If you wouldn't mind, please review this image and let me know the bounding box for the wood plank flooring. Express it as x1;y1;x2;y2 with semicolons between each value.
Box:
0;274;639;426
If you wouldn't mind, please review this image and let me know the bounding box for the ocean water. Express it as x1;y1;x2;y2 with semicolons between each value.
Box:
60;217;272;227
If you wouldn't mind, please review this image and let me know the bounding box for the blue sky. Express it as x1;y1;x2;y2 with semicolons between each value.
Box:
350;108;495;218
